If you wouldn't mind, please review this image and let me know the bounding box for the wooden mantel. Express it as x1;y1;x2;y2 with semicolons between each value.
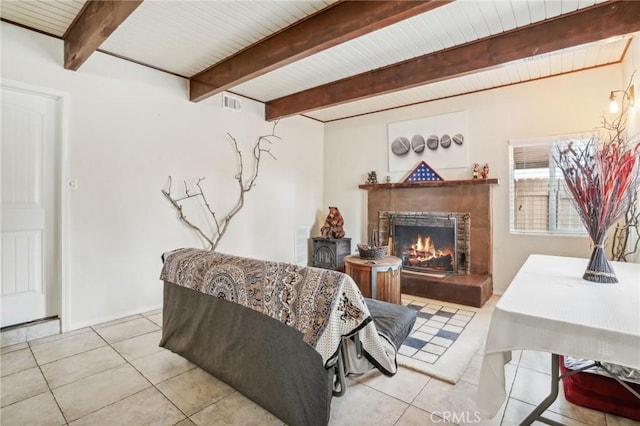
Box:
359;178;499;190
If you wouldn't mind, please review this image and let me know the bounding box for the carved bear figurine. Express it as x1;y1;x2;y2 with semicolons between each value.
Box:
481;163;490;179
320;206;346;239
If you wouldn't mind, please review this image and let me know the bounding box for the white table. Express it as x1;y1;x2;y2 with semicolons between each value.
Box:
478;254;640;424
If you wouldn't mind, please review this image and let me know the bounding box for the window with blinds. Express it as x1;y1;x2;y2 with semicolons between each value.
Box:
509;138;588;234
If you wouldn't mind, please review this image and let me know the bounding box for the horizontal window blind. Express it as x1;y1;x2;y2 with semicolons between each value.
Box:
510;138;588;235
513;144;549;170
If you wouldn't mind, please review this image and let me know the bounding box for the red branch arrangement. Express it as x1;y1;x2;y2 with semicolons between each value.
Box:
555;135;640;282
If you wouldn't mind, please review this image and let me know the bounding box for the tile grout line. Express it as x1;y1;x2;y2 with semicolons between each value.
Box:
408;375;432;406
88;323;195;424
97;325;183;413
187;389;244;424
91;314;145;329
30;313;185;424
43;324;189;424
54;327;131;423
31;324;162;378
494;331;524;425
358;372;437;422
26;340;69;425
392;404;412;426
30;320;158;370
9;320;159;424
505;351;582;426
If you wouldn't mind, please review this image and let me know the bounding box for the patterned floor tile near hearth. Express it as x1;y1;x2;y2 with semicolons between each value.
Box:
399;301;476;365
395;295;486;384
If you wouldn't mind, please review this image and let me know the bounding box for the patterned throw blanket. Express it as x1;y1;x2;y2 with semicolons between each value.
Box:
160;248;397;374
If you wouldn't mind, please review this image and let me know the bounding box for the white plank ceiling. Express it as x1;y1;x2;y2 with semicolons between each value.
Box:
0;0;86;37
0;0;632;122
309;36;630;122
101;1;336;77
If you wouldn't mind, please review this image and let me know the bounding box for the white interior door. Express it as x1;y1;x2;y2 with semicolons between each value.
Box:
1;88;60;327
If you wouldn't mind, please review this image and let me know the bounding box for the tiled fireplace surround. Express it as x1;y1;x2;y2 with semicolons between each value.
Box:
363;182;494;307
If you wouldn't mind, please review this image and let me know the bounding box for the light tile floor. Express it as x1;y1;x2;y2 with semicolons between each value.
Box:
1;297;638;426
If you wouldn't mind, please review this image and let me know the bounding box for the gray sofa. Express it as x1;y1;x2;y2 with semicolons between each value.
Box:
160;249;416;426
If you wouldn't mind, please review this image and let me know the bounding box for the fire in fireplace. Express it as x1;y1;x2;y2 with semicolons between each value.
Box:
390;214;458;274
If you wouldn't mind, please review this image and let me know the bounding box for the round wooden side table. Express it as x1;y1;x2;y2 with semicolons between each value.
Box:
344;255;402;304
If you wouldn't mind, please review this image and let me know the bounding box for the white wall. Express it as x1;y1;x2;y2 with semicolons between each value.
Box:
622;36;639;140
1;23;324;329
324;65;623;294
621;36;640;263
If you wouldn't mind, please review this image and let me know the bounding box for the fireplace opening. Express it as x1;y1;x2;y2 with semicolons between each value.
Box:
395;226;456;272
375;205;488;307
391;214;458;274
379;211;470;275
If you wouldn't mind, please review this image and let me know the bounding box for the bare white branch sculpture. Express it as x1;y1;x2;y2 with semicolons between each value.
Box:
162;122;280;250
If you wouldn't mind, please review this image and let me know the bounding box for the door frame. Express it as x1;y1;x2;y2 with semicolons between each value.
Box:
2;79;71;332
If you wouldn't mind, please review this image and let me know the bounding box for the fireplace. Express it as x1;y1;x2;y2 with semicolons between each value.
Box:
362;181;495;307
380;211;471;275
391;214;459;273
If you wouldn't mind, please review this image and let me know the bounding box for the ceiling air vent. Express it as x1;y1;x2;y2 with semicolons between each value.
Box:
222;93;241;111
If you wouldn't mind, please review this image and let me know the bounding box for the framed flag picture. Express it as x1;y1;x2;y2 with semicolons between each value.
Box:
403;161;443;183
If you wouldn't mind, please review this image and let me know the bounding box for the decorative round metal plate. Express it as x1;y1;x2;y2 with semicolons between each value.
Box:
426;135;439;150
391;136;410;155
411;135;425;153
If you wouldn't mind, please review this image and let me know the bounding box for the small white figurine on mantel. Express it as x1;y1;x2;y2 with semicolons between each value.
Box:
472;163;480;179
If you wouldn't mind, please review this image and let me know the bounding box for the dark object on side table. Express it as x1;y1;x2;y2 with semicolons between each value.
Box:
356;244;388;259
312;237;351;271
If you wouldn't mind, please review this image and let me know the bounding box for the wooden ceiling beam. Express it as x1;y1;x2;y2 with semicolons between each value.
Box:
265;0;640;121
64;0;143;71
189;0;452;102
